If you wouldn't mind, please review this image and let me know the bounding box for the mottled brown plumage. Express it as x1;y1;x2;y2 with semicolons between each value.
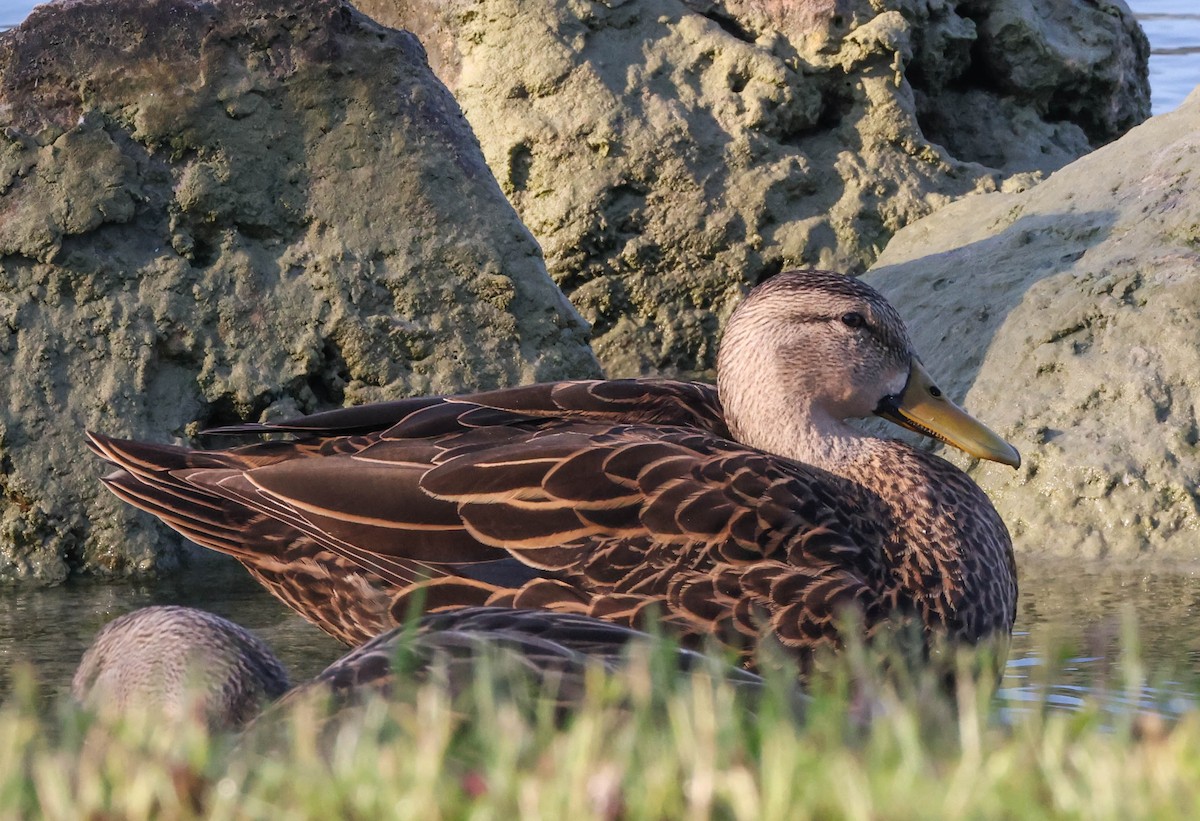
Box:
73;606;291;729
88;270;1019;671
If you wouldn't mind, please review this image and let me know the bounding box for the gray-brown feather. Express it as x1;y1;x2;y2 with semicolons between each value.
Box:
73;606;290;729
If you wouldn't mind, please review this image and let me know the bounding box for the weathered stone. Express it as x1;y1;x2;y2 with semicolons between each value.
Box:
356;0;1148;377
0;0;599;581
863;88;1200;560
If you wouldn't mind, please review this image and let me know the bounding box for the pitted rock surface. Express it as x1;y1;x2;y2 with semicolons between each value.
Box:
0;0;599;580
357;0;1148;376
864;89;1200;560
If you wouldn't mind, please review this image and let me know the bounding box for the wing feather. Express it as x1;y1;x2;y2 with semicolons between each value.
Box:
89;377;891;661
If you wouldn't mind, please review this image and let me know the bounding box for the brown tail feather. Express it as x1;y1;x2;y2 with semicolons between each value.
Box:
101;473;255;558
86;431;242;474
89;432;263;560
88;431;447;587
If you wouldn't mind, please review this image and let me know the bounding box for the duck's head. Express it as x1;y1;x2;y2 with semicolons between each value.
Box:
717;270;1019;468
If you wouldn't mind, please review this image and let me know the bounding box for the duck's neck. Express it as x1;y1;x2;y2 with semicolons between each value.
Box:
722;386;875;475
716;330;886;474
719;368;1016;642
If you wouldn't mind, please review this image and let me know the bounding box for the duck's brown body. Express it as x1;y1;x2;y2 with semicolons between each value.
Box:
90;270;1018;668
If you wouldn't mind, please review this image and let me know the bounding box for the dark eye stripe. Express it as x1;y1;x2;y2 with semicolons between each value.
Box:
797;314;873;331
794;313;909;359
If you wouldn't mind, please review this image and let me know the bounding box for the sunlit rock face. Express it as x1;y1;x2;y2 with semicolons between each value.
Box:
356;0;1148;377
0;0;599;581
864;90;1200;560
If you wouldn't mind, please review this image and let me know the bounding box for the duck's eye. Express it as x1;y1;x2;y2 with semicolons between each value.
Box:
841;312;866;329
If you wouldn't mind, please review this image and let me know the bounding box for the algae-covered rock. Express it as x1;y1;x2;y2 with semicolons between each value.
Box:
0;0;599;581
863;88;1200;560
356;0;1148;376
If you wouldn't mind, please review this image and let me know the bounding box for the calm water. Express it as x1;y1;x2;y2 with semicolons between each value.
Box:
0;1;1196;112
1131;0;1200;113
1001;561;1200;721
0;555;347;701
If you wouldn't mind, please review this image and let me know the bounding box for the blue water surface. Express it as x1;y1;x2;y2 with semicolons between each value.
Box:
0;0;30;29
1132;0;1200;113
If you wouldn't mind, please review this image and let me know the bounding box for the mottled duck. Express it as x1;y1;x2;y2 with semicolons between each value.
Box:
88;270;1020;670
73;605;290;729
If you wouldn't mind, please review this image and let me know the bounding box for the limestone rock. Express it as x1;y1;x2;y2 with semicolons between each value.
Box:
0;0;599;581
356;0;1148;376
863;88;1200;560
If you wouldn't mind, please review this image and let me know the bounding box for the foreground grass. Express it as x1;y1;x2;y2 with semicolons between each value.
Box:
5;639;1200;820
